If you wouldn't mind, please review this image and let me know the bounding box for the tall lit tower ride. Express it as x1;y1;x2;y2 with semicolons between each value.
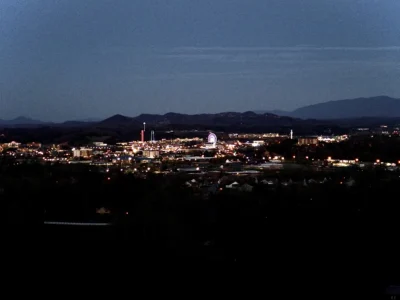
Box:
141;122;146;143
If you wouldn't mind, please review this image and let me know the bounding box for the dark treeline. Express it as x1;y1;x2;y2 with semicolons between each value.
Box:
265;135;400;162
0;123;348;144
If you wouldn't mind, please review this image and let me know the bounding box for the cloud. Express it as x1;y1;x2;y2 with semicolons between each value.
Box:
160;45;400;66
171;46;400;52
162;49;309;64
85;44;400;82
131;70;277;80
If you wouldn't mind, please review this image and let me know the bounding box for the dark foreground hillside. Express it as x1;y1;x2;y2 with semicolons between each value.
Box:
4;164;400;298
36;214;398;298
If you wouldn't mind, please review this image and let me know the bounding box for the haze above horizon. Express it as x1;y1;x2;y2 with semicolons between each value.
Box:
1;0;400;121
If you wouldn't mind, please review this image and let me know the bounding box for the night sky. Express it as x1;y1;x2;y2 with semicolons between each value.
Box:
1;0;400;121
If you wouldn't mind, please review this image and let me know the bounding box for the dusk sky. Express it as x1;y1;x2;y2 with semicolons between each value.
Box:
1;0;400;121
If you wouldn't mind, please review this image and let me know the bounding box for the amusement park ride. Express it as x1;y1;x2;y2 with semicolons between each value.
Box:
203;132;217;149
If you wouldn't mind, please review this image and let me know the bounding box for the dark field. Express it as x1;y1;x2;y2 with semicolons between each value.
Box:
39;209;399;299
4;161;400;298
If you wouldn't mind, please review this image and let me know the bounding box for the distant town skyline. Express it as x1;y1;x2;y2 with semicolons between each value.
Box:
1;0;400;121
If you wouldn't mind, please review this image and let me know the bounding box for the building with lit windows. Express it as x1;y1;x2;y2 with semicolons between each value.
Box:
298;137;318;146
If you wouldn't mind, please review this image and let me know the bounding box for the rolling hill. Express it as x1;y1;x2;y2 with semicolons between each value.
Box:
2;96;400;130
131;111;296;127
0;116;46;126
292;96;400;119
256;96;400;119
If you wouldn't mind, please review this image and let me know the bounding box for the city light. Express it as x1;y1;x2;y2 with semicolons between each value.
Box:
4;126;399;181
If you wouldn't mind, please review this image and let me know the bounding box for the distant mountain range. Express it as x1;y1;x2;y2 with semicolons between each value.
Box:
0;116;45;125
255;96;400;119
1;96;400;129
0;117;92;128
99;111;293;127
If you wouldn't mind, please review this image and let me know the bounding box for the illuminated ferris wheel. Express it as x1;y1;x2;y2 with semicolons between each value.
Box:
208;132;217;144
